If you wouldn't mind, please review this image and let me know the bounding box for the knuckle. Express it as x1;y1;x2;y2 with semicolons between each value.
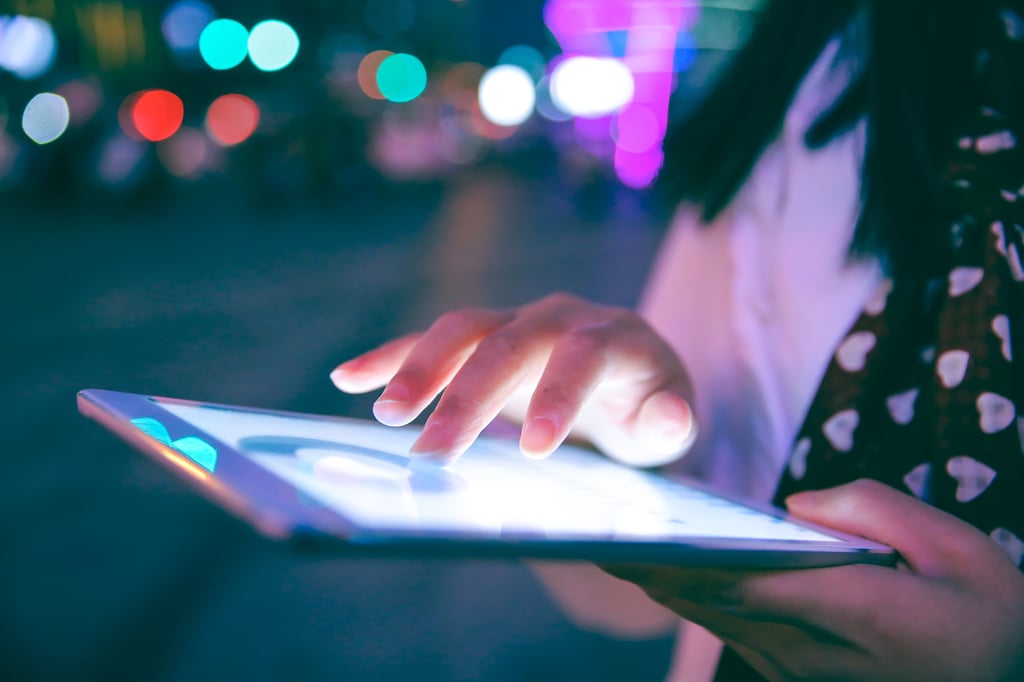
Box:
846;477;884;499
562;325;609;354
437;393;489;429
605;308;648;336
473;332;523;363
540;291;583;311
434;308;490;335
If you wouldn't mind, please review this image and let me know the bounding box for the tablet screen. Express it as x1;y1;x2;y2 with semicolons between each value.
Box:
155;400;841;545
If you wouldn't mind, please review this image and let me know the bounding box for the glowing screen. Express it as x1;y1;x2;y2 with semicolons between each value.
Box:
156;400;841;544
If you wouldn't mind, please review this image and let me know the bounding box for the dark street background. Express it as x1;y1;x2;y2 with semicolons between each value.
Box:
0;0;762;678
2;163;676;680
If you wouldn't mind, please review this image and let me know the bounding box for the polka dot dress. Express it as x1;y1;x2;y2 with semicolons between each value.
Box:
714;7;1023;682
717;127;1024;681
772;95;1024;571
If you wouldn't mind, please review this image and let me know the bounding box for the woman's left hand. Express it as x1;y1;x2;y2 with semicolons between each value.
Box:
604;479;1024;682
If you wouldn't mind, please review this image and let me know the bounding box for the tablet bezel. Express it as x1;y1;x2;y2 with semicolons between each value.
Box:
78;388;897;568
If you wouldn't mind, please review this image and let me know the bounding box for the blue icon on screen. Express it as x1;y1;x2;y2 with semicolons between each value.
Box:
131;417;218;472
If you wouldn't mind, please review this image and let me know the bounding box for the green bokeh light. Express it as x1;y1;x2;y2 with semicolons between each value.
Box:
376;53;427;103
198;18;249;70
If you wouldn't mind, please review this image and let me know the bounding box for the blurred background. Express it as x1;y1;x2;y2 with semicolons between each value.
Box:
2;1;762;679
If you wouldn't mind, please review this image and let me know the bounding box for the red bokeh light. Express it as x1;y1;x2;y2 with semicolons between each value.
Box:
357;50;393;100
205;94;260;146
129;90;184;142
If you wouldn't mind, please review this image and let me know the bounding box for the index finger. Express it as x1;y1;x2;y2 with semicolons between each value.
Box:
330;333;422;393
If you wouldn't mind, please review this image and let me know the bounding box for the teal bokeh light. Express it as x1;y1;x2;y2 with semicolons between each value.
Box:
198;18;249;70
376;53;427;103
247;19;300;72
498;45;546;83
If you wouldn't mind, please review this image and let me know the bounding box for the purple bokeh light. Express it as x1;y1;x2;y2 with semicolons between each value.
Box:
543;0;699;188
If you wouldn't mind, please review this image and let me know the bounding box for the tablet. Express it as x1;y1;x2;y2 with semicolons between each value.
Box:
78;389;896;568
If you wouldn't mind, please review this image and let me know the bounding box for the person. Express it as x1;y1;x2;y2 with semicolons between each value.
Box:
330;1;1024;679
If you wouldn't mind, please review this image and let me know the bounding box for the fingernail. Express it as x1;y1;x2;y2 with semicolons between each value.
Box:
784;491;820;510
521;417;557;459
373;383;412;426
329;368;356;391
410;419;457;458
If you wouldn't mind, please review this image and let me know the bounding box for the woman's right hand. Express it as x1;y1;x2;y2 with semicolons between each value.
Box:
329;293;697;467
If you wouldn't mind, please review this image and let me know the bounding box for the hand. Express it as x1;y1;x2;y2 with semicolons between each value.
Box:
330;293;696;465
604;480;1024;682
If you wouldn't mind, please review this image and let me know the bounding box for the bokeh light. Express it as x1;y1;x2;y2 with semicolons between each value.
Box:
0;15;58;79
161;1;216;55
612;104;660;153
247;20;299;72
550;56;634;117
205;94;260;146
56;79;103;128
95;133;148;187
674;31;698;72
130;90;185;142
0;131;19;182
376;53;427;103
470;102;517;141
157;127;209;178
443;62;485;110
21;93;69;144
198;18;248;70
615;147;663;189
534;76;571;122
478;65;535;127
357;50;394;99
497;45;546;83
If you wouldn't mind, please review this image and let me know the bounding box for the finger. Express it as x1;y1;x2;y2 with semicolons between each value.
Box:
564;317;695;466
408;313;564;461
519;325;613;458
784;478;1005;578
646;589;863;670
606;566;872;677
371;308;512;427
330;334;422;393
593;387;696;466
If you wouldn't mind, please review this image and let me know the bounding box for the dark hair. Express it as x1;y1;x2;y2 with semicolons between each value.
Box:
659;0;991;282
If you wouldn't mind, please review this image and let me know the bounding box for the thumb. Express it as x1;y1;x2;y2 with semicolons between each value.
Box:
631;389;698;463
586;389;696;468
785;479;991;577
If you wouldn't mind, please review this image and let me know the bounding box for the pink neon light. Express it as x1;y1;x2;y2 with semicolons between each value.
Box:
543;0;698;188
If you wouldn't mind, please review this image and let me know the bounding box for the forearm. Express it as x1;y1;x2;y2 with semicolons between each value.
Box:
527;560;679;639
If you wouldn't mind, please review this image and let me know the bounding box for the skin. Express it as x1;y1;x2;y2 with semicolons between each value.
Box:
332;293;1024;681
330;293;696;467
606;480;1024;681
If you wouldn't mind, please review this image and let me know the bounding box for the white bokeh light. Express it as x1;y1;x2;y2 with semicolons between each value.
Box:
0;15;57;79
550;57;634;118
22;92;69;144
247;20;300;72
478;64;536;127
